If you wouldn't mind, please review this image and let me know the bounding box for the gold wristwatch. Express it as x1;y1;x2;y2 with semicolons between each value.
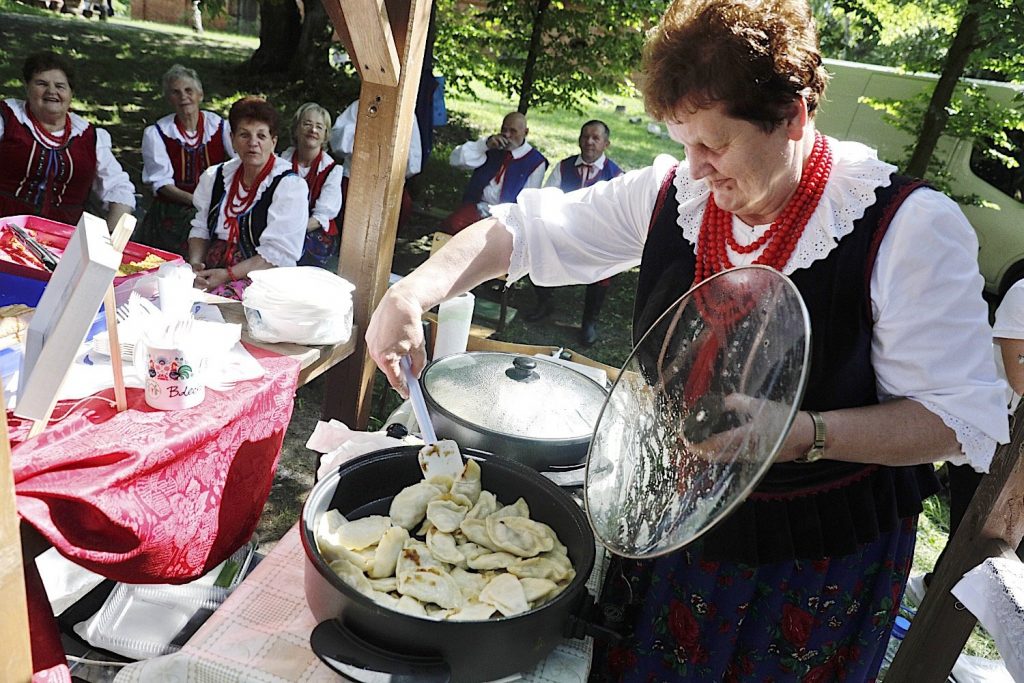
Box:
796;410;826;463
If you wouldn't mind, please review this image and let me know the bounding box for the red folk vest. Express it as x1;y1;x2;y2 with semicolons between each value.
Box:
0;100;98;224
156;116;228;197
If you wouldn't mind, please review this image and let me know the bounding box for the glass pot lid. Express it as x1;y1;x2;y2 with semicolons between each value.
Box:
421;352;608;441
584;265;811;559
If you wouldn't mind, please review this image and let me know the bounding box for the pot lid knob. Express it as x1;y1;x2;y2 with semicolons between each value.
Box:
506;356;540;383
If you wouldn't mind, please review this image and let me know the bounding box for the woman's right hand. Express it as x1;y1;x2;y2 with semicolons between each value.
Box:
365;286;428;398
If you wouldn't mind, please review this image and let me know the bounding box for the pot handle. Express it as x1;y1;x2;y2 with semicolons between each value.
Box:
564;592;625;645
311;619;451;683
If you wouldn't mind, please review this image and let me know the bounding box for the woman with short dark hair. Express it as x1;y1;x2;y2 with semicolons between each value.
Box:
365;0;1009;679
0;51;135;228
137;64;235;255
187;96;306;299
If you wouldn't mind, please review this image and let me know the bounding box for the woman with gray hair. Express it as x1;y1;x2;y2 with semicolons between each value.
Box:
137;64;235;255
280;101;344;267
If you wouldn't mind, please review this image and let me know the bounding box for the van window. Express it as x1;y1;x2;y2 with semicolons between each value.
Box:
969;129;1024;203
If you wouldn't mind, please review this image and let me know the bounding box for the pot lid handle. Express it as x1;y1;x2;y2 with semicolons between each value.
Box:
311;619;451;683
505;356;540;383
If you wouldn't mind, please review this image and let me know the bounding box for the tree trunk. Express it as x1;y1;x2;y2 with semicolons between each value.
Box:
517;0;551;115
291;0;330;78
905;0;983;177
249;0;302;74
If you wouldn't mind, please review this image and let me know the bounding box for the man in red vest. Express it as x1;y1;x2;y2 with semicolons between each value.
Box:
441;111;548;235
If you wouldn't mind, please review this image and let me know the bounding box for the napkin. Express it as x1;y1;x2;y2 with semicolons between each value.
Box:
307;419;419;480
951;555;1024;681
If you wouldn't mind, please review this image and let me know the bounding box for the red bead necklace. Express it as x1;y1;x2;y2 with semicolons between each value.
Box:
693;132;832;285
683;133;832;407
175;111;205;148
223;155;277;252
26;107;72;149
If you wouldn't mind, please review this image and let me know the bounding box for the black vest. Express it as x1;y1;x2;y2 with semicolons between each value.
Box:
207;165;296;260
636;169;940;563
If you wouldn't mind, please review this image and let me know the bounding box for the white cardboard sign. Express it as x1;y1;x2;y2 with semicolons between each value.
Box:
16;213;121;423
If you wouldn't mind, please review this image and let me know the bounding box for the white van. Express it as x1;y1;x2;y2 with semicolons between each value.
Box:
816;58;1024;297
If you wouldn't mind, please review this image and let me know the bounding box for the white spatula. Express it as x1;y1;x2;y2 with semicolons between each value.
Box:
400;355;464;480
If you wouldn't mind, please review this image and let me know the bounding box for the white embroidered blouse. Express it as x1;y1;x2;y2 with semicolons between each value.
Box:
492;137;1009;472
187;157;307;267
0;98;137;210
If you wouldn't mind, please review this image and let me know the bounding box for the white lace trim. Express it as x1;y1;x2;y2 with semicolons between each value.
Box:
673;137;897;274
917;398;997;472
952;556;1024;681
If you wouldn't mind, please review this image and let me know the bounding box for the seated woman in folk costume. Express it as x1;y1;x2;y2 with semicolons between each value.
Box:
137;64;235;255
280;102;345;268
0;51;135;230
187;96;306;300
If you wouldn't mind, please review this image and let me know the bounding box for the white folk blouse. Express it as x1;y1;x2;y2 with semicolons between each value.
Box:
141;111;236;194
493;137;1010;472
187;157;307;267
0;98;137;210
279;146;344;231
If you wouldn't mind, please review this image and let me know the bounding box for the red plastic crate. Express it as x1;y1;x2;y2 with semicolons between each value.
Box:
0;214;183;286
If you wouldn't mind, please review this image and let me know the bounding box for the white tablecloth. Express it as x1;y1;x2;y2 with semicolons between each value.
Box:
114;523;606;683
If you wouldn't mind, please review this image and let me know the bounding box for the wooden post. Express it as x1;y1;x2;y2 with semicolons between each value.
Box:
0;378;33;682
321;0;433;428
102;214;138;413
885;404;1024;681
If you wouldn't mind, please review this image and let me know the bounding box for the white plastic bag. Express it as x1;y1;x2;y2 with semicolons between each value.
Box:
242;267;354;345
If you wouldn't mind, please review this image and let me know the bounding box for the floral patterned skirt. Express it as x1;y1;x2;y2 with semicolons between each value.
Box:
299;228;338;268
205;239;251;301
590;517;917;683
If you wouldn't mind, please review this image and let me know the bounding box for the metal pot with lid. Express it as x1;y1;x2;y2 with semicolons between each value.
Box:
303;265;814;680
419;352;608;470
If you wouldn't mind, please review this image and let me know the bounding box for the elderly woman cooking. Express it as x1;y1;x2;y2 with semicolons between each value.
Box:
137;64;235;255
279;102;345;268
365;0;1009;679
187;96;306;300
0;51;135;230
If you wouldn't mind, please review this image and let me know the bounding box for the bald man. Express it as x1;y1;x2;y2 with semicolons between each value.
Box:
442;111;548;234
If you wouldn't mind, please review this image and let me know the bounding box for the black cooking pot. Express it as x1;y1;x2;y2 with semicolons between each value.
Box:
419;353;608;471
301;446;605;683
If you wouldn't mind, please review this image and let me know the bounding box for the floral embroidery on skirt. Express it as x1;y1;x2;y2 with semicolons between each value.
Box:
590;517;917;682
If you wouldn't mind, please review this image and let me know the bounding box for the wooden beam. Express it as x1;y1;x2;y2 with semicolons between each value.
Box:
0;378;33;682
885;404;1024;681
321;0;359;70
324;0;433;428
322;0;401;87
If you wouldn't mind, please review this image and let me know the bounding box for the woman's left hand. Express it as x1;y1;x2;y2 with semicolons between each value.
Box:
195;267;231;291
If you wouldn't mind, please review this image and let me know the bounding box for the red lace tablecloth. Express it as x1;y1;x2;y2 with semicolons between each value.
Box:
7;346;301;682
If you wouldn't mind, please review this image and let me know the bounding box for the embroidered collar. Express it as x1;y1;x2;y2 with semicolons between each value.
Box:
156;111;219;145
672;136;896;273
7;97;90;141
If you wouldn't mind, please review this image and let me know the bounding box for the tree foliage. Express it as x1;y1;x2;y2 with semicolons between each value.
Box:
812;0;1024;181
434;0;666;114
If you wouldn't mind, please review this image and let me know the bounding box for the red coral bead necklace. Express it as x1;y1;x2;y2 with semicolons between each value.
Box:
693;131;832;285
